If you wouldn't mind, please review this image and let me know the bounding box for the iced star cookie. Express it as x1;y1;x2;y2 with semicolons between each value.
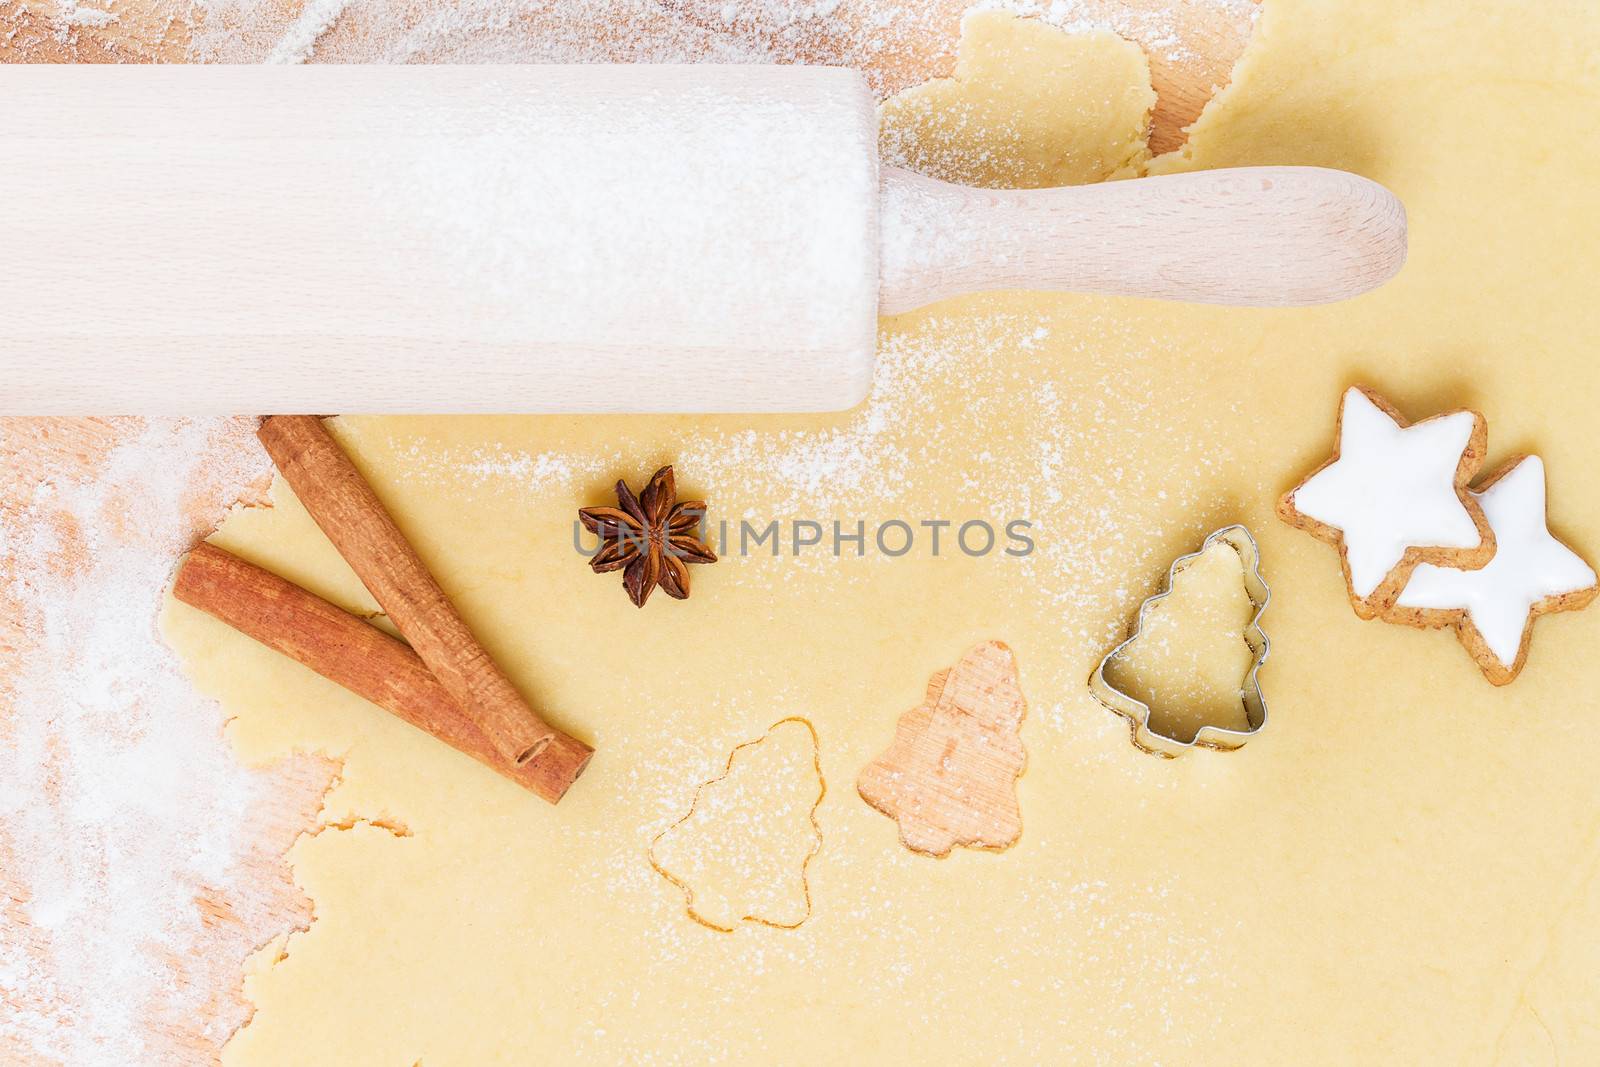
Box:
1278;386;1494;618
1385;456;1598;685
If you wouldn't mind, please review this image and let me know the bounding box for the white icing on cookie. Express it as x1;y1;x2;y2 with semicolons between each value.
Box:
1397;456;1597;667
1290;388;1484;598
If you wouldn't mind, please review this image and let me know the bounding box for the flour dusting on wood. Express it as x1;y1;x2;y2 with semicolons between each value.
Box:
0;420;333;1065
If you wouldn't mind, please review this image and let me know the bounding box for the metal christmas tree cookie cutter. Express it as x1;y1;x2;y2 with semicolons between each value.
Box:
1088;524;1271;758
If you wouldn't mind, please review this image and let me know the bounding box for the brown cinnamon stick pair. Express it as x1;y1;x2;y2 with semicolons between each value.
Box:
175;544;591;801
176;416;591;804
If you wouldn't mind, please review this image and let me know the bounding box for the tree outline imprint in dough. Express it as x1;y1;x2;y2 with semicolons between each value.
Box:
857;641;1027;858
648;717;826;933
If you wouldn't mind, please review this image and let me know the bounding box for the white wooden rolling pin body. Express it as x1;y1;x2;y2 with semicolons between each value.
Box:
0;66;1406;415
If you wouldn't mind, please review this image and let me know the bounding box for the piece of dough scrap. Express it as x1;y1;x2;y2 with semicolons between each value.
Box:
857;641;1027;858
649;717;826;933
878;10;1156;189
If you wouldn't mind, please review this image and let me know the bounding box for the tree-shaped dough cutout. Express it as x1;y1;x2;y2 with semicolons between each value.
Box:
858;642;1028;858
649;718;825;932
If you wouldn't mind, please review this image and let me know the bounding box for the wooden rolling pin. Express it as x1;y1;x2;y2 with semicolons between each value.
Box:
0;65;1406;415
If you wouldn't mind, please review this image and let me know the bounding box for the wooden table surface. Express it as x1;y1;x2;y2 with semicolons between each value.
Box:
0;417;340;1065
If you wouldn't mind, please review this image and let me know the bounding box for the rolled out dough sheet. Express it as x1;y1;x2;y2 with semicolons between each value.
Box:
163;2;1600;1062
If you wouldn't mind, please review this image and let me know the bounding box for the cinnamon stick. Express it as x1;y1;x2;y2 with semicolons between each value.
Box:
258;415;553;766
174;543;592;803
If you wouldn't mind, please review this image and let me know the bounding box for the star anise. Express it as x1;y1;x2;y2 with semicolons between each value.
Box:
579;465;717;607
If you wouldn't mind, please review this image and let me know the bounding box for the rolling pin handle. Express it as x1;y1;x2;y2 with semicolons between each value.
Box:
877;165;1408;314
